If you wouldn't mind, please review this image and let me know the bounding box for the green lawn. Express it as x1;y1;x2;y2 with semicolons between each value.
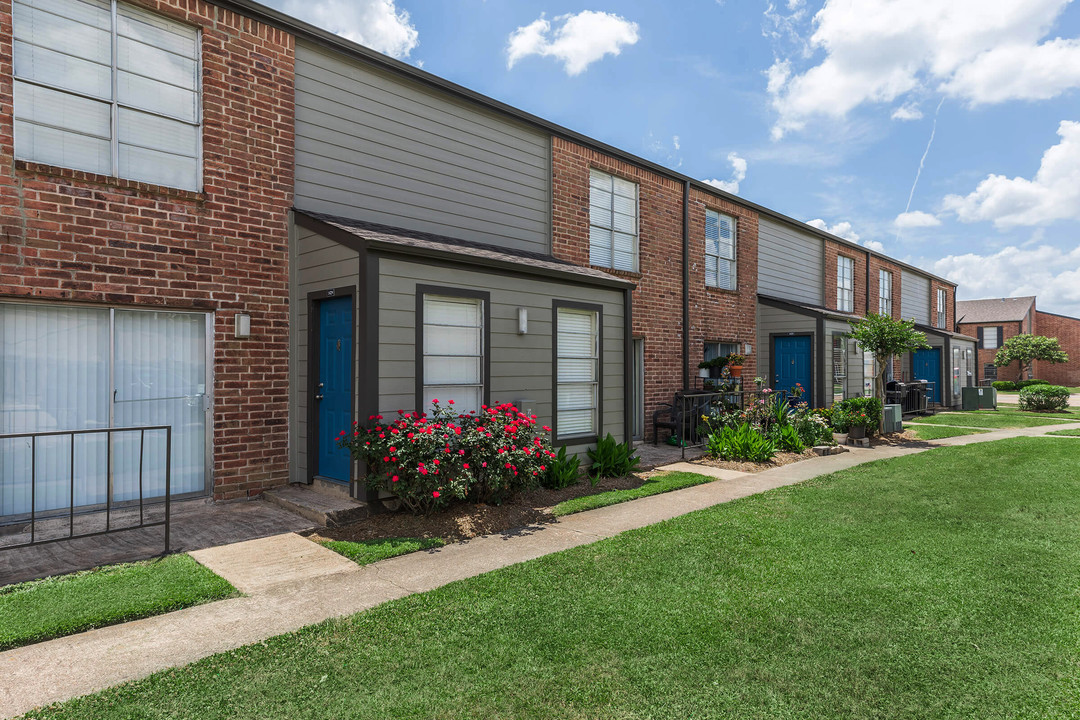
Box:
1046;428;1080;437
320;537;445;565
26;438;1080;719
1;555;235;651
552;471;715;516
903;423;990;440
906;410;1074;429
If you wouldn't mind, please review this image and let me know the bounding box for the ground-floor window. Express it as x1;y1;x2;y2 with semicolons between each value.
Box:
704;341;739;380
554;303;600;440
0;302;210;516
984;363;998;381
420;294;486;414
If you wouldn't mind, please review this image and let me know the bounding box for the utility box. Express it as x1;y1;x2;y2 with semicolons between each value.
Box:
978;386;997;409
883;404;903;433
962;386;997;411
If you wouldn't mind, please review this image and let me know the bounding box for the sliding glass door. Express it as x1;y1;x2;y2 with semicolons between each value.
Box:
0;302;210;517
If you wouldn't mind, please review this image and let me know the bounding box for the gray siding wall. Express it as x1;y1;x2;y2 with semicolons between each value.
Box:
824;318;864;401
290;226;360;484
295;41;552;254
901;270;931;325
379;257;625;457
756;303;817;394
758;218;824;305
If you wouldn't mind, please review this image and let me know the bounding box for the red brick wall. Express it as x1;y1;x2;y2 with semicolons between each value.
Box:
552;137;757;439
1033;311;1080;386
930;281;954;332
0;1;296;500
958;321;1025;382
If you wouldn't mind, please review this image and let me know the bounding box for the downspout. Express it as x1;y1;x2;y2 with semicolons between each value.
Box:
682;180;690;391
865;253;871;315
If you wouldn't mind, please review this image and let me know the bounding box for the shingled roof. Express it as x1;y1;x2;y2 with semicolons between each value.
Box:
295;210;634;290
956;296;1036;324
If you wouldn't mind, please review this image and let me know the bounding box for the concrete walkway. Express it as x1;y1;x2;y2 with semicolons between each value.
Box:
3;422;1080;718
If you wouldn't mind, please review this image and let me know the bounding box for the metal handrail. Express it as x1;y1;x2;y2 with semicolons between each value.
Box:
0;425;172;554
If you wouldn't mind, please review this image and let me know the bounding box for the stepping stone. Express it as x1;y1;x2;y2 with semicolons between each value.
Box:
189;533;356;594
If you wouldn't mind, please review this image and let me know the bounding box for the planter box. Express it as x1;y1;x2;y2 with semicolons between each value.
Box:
849;425;867;440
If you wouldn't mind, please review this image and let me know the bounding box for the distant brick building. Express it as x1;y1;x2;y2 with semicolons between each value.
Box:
957;297;1080;386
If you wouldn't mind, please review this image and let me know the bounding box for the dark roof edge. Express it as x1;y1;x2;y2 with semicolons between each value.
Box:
757;294;860;323
293;210;635;291
213;0;959;290
1035;309;1080;322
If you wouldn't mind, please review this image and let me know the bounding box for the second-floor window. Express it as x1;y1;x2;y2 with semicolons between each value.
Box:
837;256;854;312
878;270;892;316
982;326;1000;350
13;0;201;191
705;210;737;290
937;288;947;329
589;169;638;272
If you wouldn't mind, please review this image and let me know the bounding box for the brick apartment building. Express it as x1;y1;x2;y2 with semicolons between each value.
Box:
957;296;1080;386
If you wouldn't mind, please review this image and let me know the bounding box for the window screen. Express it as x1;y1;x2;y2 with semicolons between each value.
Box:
837;256;854;312
422;295;484;414
589;169;638;272
705;210;736;290
556;307;599;437
879;270;892;316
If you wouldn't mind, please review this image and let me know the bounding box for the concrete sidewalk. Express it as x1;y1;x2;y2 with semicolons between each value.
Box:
3;424;1079;718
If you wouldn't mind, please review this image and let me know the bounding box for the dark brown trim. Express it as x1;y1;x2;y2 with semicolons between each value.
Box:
414;285;492;416
816;317;826;407
357;252;380;503
306;285;357;486
623;288;633;444
865;253;871;316
552;299;605;447
768;331;815;406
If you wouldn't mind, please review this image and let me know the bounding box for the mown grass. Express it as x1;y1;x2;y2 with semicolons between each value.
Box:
1;554;235;651
25;438;1080;719
551;471;715;517
1046;428;1080;437
903;423;990;440
906;410;1073;429
320;537;445;565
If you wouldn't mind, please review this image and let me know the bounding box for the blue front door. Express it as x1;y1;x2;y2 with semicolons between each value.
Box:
774;335;812;403
913;348;942;404
316;296;353;483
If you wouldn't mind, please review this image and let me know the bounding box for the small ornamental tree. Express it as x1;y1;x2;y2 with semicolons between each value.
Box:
994;334;1069;382
846;313;930;431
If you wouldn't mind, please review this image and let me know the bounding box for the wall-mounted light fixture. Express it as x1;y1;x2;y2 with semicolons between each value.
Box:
743;342;753;355
517;307;528;334
234;312;251;339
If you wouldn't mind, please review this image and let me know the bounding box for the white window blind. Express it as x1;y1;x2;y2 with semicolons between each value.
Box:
937;288;947;329
13;0;201;190
589;169;638;272
705;210;736;290
879;270;892;316
983;327;999;350
556;307;599;437
422;295;483;414
837;256;854;312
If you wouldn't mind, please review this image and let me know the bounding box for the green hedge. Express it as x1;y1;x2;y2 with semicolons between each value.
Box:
1018;385;1071;412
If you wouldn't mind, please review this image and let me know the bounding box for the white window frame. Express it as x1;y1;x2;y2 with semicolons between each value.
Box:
983;327;999;351
837;256;855;313
937;288;947;329
705;209;737;290
589;169;639;272
12;0;203;191
420;293;486;414
554;303;601;441
879;270;892;316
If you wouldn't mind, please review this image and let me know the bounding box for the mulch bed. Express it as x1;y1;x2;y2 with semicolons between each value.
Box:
692;449;818;474
868;430;925;446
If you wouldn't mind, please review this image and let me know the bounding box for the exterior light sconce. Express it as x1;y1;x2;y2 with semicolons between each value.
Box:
517;307;528;334
234;312;252;339
743;342;753;355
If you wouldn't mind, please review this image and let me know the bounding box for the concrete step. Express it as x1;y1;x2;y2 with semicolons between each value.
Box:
263;484;370;528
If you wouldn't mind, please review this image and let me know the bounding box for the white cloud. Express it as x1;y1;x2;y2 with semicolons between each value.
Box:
766;0;1077;138
506;11;640;76
806;218;860;243
941;120;1080;227
702;152;748;195
891;103;923;121
278;0;418;58
933;244;1080;317
863;240;886;253
894;210;942;228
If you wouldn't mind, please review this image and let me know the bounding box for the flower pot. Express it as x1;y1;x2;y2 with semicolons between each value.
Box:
849;424;866;440
833;432;848;445
698;367;710;378
728;364;743;378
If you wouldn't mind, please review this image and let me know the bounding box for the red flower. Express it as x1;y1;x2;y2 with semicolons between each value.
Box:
391;475;399;482
383;456;390;462
448;399;455;405
433;459;440;465
432;491;440;498
463;463;470;469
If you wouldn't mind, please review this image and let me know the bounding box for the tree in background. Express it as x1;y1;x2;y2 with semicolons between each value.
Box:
994;334;1069;382
847;314;930;431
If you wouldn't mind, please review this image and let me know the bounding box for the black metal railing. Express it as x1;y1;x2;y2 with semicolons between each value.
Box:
656;389;792;458
0;425;172;553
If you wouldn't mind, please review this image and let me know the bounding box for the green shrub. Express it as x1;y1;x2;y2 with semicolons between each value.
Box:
1017;379;1050;389
1018;385;1070;412
587;433;640;482
790;407;834;446
543;445;581;490
707;422;777;462
772;424;806;453
991;380;1017;391
831;396;883;435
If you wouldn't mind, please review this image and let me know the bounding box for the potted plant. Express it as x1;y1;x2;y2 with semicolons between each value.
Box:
725;354;745;378
848;411;870;439
698;356;728;379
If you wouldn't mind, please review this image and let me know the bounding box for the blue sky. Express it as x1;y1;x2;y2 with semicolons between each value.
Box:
266;0;1080;316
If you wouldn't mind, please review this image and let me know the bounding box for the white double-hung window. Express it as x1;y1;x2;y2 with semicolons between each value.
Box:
879;270;892;316
555;305;600;439
837;256;854;312
937;288;947;329
421;294;485;414
13;0;201;191
589;169;638;272
705;210;736;290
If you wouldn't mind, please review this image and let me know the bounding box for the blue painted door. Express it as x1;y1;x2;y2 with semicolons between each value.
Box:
316;296;353;483
913;348;942;404
774;335;812;403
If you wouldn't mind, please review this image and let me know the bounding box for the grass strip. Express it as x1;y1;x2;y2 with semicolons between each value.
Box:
903;424;990;440
0;554;235;651
320;537;445;566
905;411;1072;429
1046;428;1080;437
552;471;715;517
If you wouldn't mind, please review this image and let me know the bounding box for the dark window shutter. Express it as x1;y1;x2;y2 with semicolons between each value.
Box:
977;327;984;349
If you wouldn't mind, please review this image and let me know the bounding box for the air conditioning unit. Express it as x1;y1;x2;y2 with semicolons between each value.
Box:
883;404;903;433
